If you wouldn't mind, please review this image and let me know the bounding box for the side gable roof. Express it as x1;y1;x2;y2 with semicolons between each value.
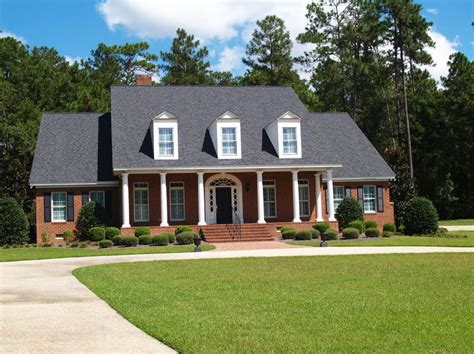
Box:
30;113;117;186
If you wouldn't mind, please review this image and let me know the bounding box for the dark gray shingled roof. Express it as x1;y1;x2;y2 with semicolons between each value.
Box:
30;86;394;185
30;113;117;185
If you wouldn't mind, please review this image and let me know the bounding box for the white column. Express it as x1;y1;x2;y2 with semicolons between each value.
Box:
292;170;301;223
121;172;131;228
197;172;206;225
160;172;169;227
256;171;266;224
315;173;323;222
327;170;336;221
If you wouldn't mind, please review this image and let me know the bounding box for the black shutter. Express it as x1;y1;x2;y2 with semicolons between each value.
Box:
67;192;74;221
105;191;112;218
44;192;51;222
357;186;364;209
376;185;384;212
324;185;328;214
82;191;89;206
344;186;352;198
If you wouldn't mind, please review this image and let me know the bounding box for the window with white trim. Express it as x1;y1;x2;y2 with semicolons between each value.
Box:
221;127;237;156
282;127;297;154
89;191;105;207
333;186;344;211
170;182;185;221
263;181;276;218
298;180;310;217
363;185;376;212
51;192;67;222
134;183;149;222
158;128;174;156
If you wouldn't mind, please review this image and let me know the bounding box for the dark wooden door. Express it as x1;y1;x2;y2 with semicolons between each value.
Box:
216;187;233;224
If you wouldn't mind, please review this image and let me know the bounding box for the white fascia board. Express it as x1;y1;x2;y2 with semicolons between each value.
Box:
321;176;395;182
31;181;119;188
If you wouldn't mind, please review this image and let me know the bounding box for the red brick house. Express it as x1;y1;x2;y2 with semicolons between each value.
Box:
30;78;395;242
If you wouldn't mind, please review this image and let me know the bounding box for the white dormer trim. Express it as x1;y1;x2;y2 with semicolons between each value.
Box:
151;111;178;160
265;111;302;159
209;111;242;159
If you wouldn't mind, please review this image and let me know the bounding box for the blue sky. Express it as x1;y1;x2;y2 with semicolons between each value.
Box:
1;0;472;82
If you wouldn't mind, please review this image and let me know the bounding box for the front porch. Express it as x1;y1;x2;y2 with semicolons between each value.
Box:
119;168;340;237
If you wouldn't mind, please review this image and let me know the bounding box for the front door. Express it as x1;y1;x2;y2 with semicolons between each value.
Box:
216;187;233;224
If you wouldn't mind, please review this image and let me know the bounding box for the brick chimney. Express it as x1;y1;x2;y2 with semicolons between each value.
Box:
135;74;152;86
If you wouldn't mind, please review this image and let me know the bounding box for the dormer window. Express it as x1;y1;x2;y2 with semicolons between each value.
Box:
209;111;241;159
282;127;297;154
265;111;302;159
151;111;178;160
222;127;237;156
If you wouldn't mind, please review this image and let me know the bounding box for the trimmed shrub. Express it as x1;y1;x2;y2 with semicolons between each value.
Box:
166;233;176;244
348;220;365;234
175;225;192;235
0;197;29;246
382;231;393;238
3;244;11;249
152;234;169;246
280;226;296;234
282;229;297;240
41;232;51;244
63;230;75;243
121;236;139;247
41;243;52;247
76;201;107;241
79;242;87;248
112;235;122;246
89;227;105;241
105;227;120;240
310;229;320;239
139;235;152;245
322;229;338;240
365;220;377;229
403;197;438;235
335;198;364;229
295;230;312;241
313;222;330;233
99;239;113;248
135;227;150;237
366;228;381;238
383;223;396;232
398;225;406;235
342;227;360;240
176;231;196;245
70;242;79;248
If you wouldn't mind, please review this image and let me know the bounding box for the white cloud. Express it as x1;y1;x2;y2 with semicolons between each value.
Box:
426;8;439;15
213;46;245;73
0;30;26;43
423;29;460;83
64;55;82;64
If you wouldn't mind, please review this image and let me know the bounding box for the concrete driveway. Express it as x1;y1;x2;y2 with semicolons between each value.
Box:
1;246;473;353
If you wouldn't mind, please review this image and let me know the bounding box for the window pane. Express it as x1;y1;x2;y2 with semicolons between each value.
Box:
52;192;67;221
222;127;237;155
170;183;185;220
363;185;376;212
298;182;310;217
90;191;105;207
282;127;297;154
263;181;276;218
333;186;344;210
158;128;174;156
134;185;149;221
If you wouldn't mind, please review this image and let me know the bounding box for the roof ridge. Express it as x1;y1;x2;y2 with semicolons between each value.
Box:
43;112;107;115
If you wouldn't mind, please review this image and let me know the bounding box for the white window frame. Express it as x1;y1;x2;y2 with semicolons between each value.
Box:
216;121;241;159
134;182;149;222
363;185;376;213
298;180;310;217
221;127;238;156
278;121;302;158
158;127;175;157
333;186;345;211
51;192;67;222
152;112;178;160
89;191;105;207
169;181;185;221
263;180;277;218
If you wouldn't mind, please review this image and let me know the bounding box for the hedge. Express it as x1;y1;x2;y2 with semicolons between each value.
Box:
161;233;175;244
99;239;113;248
63;230;75;243
175;225;192;235
152;235;169;246
335;198;364;229
322;229;338;240
365;228;381;238
313;222;330;233
280;226;296;234
382;231;393;238
403;197;438;235
120;236;139;247
342;227;360;240
383;223;396;232
176;231;196;245
310;229;320;239
295;230;312;241
282;229;297;240
0;197;29;246
139;235;152;245
76;201;107;241
135;227;150;237
348;220;365;234
105;227;120;240
88;227;105;241
364;220;378;229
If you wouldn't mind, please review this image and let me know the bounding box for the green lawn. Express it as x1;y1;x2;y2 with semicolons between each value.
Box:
74;254;474;353
439;219;474;226
0;244;215;262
